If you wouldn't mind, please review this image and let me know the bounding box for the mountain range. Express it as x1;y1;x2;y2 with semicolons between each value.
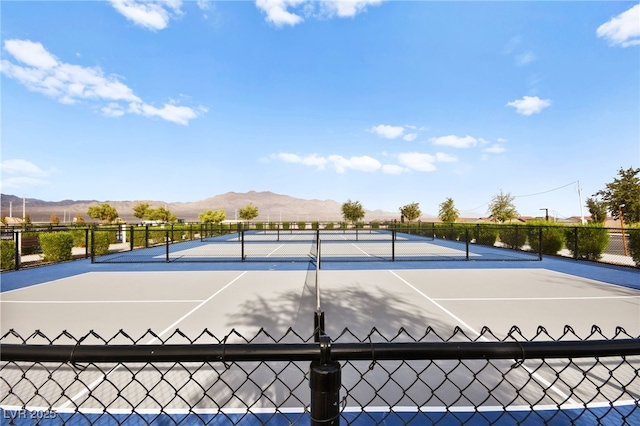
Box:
1;192;403;223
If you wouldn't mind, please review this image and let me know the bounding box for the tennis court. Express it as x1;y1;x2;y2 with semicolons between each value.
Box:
1;243;639;424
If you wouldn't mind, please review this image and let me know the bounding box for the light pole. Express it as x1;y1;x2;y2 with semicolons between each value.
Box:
619;204;628;256
540;208;549;221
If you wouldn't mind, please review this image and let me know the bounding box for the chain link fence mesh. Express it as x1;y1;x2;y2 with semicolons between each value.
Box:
2;326;639;425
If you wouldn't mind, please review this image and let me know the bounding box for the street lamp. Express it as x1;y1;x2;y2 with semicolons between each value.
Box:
540;208;549;221
619;204;628;256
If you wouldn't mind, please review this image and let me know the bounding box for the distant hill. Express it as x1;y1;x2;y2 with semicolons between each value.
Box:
0;191;402;223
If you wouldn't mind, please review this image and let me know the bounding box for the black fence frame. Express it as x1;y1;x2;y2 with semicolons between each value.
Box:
2;326;639;425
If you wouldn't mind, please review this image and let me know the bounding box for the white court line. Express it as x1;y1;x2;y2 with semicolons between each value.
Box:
388;270;578;406
4;399;637;415
351;244;372;257
433;296;640;301
57;271;248;411
266;244;285;256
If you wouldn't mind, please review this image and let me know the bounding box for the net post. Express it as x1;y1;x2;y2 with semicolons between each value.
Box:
391;229;396;261
241;228;245;261
309;335;341;426
85;228;89;258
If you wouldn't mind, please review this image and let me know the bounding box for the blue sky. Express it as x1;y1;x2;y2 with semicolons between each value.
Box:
1;1;639;219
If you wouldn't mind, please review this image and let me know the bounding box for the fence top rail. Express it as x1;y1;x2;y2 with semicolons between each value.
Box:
2;339;639;363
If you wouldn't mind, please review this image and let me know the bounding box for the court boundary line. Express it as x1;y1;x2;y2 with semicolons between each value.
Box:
388;270;578;406
2;300;206;304
432;296;640;301
2;399;636;415
56;271;248;411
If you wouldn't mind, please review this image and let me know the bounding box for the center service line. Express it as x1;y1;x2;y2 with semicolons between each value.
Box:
58;271;248;411
388;270;577;405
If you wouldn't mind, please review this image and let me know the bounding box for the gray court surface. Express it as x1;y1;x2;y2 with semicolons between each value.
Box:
2;268;638;339
1;255;638;423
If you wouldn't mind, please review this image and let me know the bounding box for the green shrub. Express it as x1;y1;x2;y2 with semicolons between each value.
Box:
311;221;319;230
268;222;277;230
474;225;499;246
355;222;364;229
371;221;380;229
39;232;73;262
1;240;15;270
564;224;609;261
525;221;565;255
93;231;111;256
625;227;640;268
282;221;291;230
297;221;307;230
325;222;335;229
498;224;527;249
71;229;89;247
255;222;264;230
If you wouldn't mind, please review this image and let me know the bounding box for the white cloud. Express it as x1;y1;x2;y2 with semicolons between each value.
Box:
483;144;506;154
507;95;552;115
328;155;381;173
1;39;203;125
516;51;536;66
255;0;383;27
397;152;437;172
0;159;57;190
597;4;640;48
319;0;383;18
255;0;305;26
403;133;418;142
382;164;409;174
1;159;55;177
3;39;58;69
435;152;458;163
371;124;405;139
272;153;328;169
109;0;183;31
430;135;478;149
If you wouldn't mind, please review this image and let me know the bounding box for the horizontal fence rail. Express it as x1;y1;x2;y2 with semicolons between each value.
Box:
2;223;638;270
1;327;639;425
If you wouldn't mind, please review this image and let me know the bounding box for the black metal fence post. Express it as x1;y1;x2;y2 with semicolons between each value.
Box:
14;231;20;270
310;335;341;426
165;230;170;263
85;228;89;259
90;229;95;264
538;226;543;261
573;227;579;260
465;228;470;261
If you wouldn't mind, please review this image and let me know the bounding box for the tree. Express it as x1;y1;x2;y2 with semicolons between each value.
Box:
199;209;226;223
341;200;365;224
585;197;607;224
133;203;150;219
438;198;459;223
238;203;259;221
595;167;640;225
147;206;177;222
399;202;421;223
73;214;85;224
487;191;518;223
50;214;60;224
87;203;119;223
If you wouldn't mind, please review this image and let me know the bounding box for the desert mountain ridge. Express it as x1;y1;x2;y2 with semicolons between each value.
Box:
1;191;408;223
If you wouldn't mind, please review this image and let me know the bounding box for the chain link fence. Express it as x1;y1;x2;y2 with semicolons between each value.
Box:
2;326;639;425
